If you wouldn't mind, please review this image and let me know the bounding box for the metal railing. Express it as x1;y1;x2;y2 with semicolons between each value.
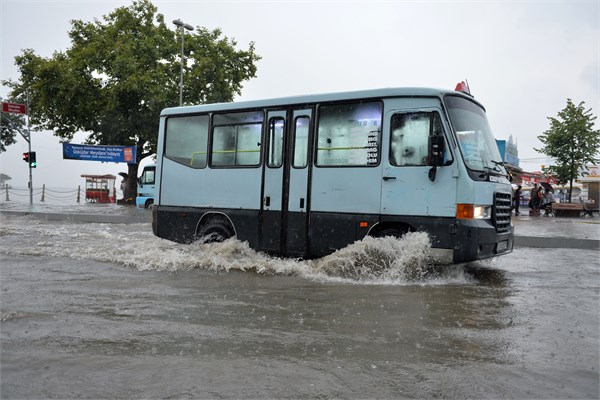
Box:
1;184;124;204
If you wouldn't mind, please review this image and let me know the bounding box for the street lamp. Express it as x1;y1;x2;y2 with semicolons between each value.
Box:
173;19;194;106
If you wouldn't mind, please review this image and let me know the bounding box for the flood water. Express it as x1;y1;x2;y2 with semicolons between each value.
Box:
1;211;598;399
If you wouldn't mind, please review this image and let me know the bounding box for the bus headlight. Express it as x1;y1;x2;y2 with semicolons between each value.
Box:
473;205;491;219
456;204;492;220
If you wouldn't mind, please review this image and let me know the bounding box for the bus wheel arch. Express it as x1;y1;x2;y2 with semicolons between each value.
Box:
368;222;414;239
195;213;236;243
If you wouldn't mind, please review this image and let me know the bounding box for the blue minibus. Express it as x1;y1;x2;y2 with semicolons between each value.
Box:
152;86;513;263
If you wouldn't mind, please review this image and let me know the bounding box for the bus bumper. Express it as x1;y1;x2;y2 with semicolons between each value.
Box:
452;219;514;263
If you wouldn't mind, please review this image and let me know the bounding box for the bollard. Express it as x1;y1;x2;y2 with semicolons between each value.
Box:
41;184;45;202
77;185;81;203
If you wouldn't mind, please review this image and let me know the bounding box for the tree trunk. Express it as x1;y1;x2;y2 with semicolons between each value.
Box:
568;178;573;203
121;163;139;205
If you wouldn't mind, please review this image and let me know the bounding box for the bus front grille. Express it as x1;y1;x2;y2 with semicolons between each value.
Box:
494;192;512;233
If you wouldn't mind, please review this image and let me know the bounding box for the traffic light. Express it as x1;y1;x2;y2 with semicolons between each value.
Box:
22;151;37;168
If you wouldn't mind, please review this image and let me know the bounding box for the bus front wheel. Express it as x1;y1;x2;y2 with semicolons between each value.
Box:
196;219;234;243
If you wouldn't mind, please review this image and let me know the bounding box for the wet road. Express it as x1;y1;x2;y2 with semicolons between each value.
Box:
1;211;599;399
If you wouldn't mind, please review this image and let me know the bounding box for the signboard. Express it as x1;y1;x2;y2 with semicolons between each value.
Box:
1;101;27;115
63;143;137;164
496;139;520;167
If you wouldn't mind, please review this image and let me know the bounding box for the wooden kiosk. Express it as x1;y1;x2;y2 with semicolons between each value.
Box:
81;174;116;203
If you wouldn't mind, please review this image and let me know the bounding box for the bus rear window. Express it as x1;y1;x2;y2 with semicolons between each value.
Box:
164;115;209;168
316;101;382;167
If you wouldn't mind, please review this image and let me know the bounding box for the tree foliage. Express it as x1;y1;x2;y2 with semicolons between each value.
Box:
3;0;260;200
0;112;22;152
537;99;600;202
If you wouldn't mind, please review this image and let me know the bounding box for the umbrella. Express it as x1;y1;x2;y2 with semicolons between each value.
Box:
540;182;554;193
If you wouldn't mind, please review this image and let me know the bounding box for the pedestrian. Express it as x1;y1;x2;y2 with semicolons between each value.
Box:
541;190;555;216
534;185;545;216
531;183;540;216
513;185;522;216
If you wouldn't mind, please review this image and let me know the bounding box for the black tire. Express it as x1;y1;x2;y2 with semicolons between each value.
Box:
197;219;234;243
144;199;153;209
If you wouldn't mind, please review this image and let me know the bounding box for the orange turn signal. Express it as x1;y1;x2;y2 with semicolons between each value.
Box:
359;221;369;228
456;204;474;220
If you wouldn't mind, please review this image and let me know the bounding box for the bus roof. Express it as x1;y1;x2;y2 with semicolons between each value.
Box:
160;87;481;116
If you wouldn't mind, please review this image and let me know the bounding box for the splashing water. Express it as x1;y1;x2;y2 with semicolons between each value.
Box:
0;215;471;285
312;232;433;282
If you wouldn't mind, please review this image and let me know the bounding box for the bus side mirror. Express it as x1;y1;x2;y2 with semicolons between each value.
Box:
428;135;445;167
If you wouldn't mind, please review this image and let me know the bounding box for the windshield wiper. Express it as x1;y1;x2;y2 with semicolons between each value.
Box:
485;164;501;172
490;160;511;177
482;163;510;180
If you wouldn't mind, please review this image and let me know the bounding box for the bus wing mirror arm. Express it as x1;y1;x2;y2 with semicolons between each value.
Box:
427;135;445;167
427;135;445;182
428;166;437;182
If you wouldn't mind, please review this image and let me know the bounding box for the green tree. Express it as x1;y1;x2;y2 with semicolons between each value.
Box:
3;0;260;202
537;99;600;202
0;112;22;152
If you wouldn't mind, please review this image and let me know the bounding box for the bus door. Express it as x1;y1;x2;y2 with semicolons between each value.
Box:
286;109;312;255
261;109;313;256
380;100;457;219
262;110;287;252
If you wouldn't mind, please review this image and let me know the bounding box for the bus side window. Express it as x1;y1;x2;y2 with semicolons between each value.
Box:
293;116;310;168
165;115;209;168
316;101;382;167
390;113;429;166
211;111;263;167
268;117;284;168
390;112;451;167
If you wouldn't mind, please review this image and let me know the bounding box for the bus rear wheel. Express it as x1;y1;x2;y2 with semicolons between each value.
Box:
196;219;234;243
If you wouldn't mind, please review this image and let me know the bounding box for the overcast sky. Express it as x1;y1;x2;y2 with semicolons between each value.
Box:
1;0;598;190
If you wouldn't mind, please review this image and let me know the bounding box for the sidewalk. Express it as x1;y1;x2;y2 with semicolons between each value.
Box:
0;202;150;224
512;213;600;250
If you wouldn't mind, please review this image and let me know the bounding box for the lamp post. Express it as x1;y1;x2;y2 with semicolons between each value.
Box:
173;19;194;106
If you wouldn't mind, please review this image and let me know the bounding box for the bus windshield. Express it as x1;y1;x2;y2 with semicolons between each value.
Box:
445;95;506;176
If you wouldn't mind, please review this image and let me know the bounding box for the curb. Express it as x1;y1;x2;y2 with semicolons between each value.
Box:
514;235;599;250
0;210;149;225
